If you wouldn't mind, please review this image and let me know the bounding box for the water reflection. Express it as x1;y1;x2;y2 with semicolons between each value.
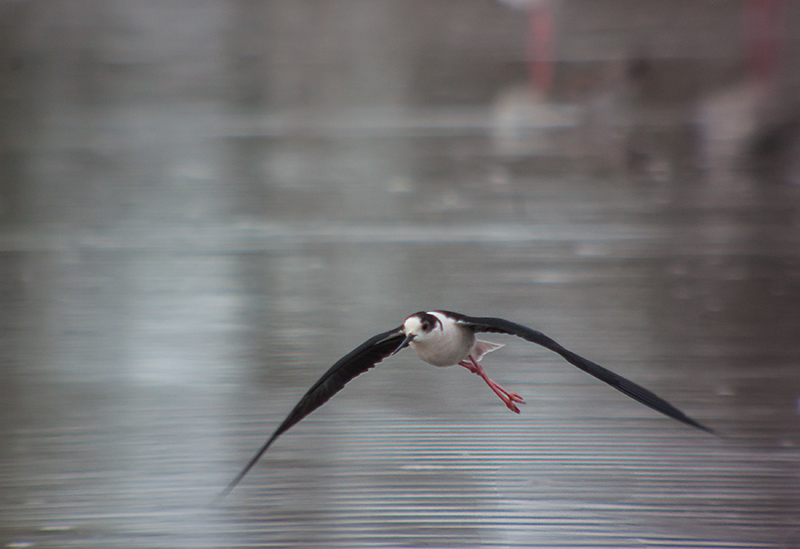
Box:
1;1;800;548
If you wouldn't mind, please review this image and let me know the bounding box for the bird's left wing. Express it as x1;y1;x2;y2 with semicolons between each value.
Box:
218;326;405;499
438;311;713;434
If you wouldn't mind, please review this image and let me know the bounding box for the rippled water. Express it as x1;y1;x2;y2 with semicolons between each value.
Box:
2;2;800;548
2;225;798;548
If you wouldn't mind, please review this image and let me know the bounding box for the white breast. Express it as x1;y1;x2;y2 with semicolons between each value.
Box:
409;312;475;367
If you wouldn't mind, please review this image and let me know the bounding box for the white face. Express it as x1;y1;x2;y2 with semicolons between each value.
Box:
402;312;442;340
402;315;423;336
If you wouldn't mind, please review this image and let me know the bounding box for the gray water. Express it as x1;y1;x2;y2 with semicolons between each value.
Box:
2;2;800;548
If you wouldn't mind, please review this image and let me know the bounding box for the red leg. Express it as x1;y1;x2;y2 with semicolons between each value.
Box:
459;356;526;413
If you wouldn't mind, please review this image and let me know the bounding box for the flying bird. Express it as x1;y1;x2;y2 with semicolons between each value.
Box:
219;310;713;499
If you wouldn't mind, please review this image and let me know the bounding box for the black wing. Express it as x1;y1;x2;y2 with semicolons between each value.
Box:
218;326;406;500
439;311;713;434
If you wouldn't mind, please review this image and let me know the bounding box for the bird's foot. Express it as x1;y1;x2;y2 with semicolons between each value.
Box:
490;381;526;414
503;399;521;414
459;357;525;414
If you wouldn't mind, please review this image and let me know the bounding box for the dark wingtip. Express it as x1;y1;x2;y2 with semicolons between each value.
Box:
694;419;722;438
689;419;717;436
212;432;281;505
214;472;245;504
211;465;255;507
213;326;406;504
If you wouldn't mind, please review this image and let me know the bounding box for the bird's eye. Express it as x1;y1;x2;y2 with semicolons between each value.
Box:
421;321;430;331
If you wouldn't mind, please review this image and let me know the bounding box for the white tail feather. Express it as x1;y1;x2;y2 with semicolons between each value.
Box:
473;339;504;362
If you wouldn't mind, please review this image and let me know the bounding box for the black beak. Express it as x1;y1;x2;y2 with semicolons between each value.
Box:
391;333;415;356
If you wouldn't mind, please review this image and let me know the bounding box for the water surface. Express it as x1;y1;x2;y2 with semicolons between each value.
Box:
1;2;799;547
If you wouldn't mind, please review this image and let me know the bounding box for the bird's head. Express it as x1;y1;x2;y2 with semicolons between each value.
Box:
392;311;442;355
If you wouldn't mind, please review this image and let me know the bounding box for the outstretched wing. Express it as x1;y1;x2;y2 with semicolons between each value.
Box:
438;311;713;434
218;326;406;499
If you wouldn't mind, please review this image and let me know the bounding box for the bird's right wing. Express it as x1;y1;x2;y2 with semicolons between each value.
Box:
218;326;405;499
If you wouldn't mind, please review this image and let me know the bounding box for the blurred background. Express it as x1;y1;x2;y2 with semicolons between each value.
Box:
1;1;799;547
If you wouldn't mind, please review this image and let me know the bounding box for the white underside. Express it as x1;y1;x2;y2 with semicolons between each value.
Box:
409;311;504;367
